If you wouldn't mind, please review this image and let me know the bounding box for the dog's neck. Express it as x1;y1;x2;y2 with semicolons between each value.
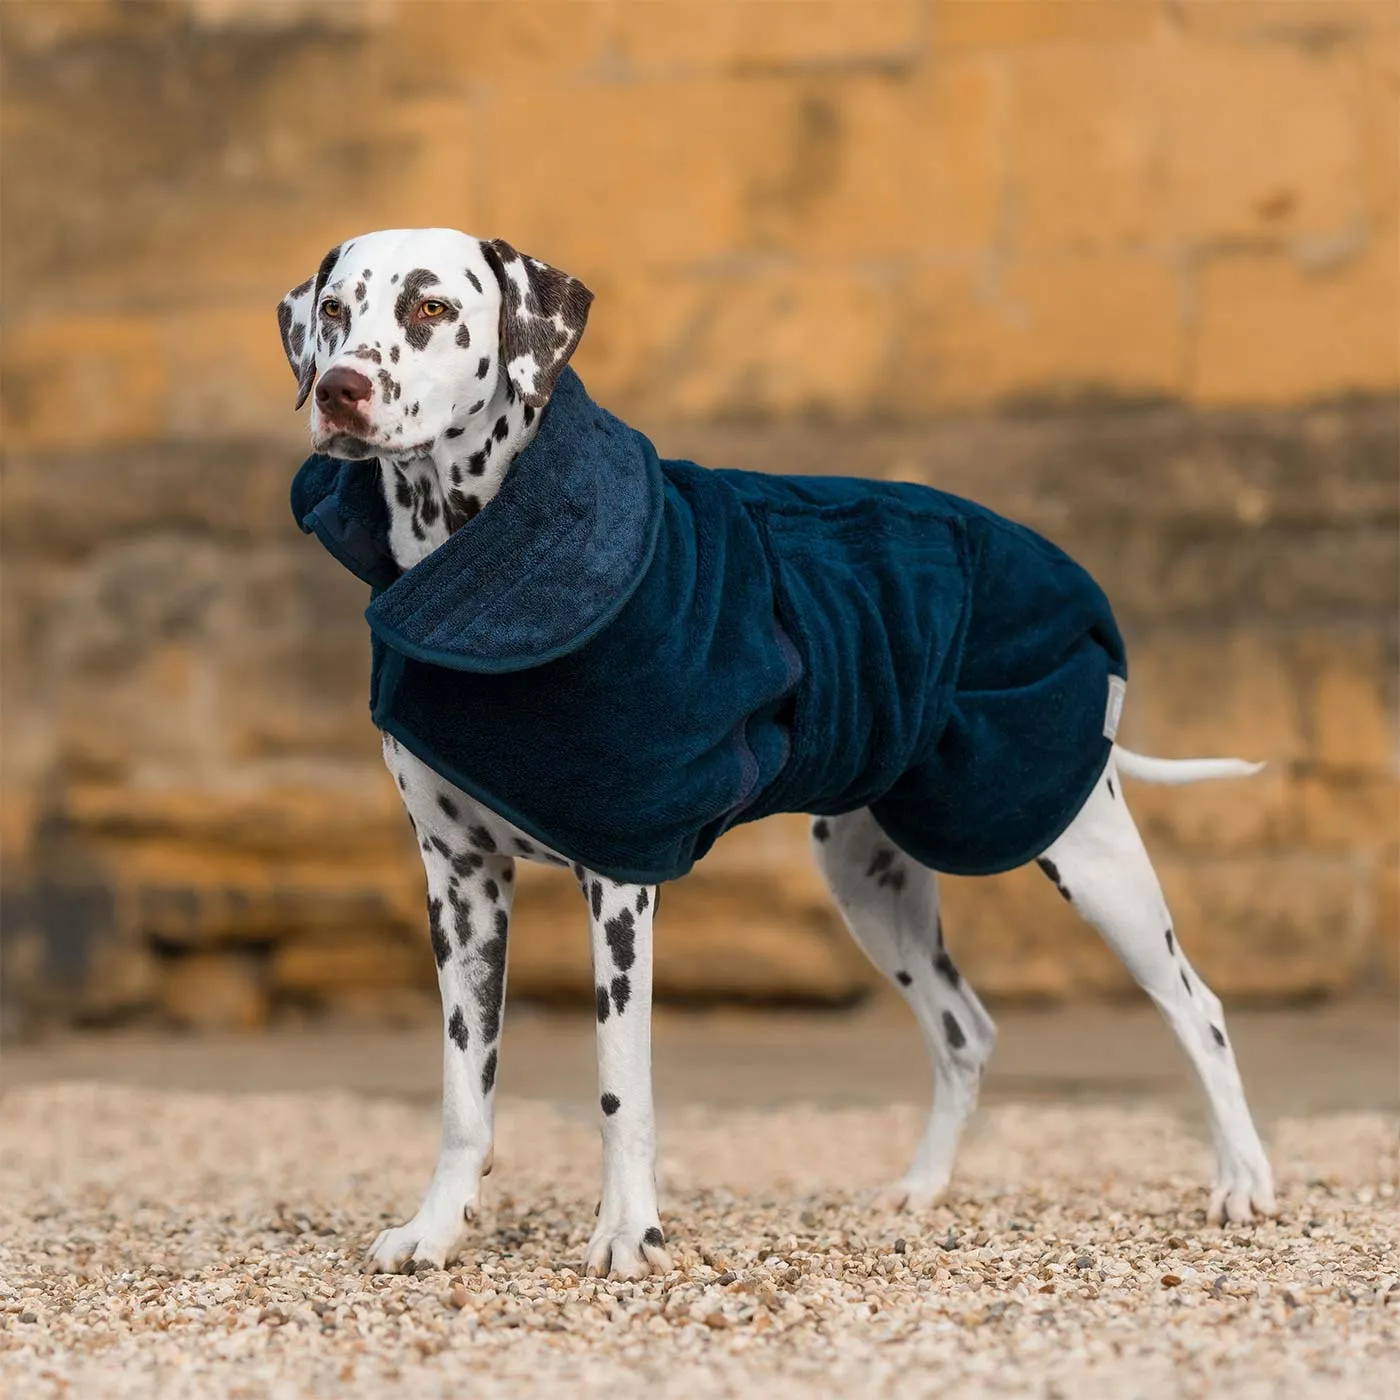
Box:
377;378;543;572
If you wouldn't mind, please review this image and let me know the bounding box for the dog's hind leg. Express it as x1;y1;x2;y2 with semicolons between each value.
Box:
1037;760;1276;1224
812;809;996;1211
580;872;671;1279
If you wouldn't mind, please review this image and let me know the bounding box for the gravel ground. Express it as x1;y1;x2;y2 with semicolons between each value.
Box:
1;1084;1395;1399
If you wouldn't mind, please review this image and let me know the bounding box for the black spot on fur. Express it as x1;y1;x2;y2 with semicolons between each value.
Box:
523;403;535;426
600;1093;620;1116
469;399;484;414
942;1011;967;1050
635;888;649;914
1107;777;1116;799
514;838;535;855
452;891;473;947
455;323;471;348
389;344;399;363
428;897;449;969
880;867;906;893
1210;1025;1226;1048
437;793;460;821
493;415;509;442
469;825;497;853
1036;856;1072;902
610;973;631;1013
465;269;483;294
895;971;913;987
430;835;453;861
1165;927;1175;955
605;908;636;972
494;908;508;940
642;1227;664;1248
395;267;443;350
477;356;490;378
866;848;895;879
397;772;407;791
1181;969;1192;996
934;948;962;989
451;851;484;878
453;492;482;523
448;1006;469;1050
481;1049;498;1096
476;932;508;1042
394;471;413;508
445;425;465;438
812;819;830;842
590;881;603;920
595;986;610;1022
483;878;499;903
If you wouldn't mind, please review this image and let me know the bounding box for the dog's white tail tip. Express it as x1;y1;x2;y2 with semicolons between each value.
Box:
1113;747;1266;786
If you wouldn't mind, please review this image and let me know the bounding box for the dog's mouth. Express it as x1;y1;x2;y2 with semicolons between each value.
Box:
314;423;436;462
315;429;381;460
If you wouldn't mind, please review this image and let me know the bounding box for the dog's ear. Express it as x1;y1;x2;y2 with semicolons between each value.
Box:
479;238;593;407
277;244;343;409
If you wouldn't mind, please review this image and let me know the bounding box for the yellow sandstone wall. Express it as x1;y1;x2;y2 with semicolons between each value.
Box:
1;0;1396;1027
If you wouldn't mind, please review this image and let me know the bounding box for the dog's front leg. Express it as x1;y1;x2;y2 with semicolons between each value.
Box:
367;784;513;1271
580;873;671;1279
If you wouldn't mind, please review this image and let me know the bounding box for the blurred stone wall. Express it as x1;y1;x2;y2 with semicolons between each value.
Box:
1;0;1396;1029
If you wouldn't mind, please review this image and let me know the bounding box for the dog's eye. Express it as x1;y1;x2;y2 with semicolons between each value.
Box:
321;297;344;318
420;300;447;318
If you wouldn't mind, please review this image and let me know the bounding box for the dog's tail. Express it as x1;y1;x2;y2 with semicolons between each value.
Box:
1114;746;1265;786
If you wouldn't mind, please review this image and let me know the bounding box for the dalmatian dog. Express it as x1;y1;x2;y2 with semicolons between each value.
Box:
277;228;1277;1278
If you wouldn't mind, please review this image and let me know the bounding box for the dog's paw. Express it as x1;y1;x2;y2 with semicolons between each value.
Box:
1207;1161;1278;1225
365;1203;475;1274
584;1217;672;1280
872;1176;949;1214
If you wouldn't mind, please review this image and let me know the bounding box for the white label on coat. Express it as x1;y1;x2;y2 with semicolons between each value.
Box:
1103;675;1127;741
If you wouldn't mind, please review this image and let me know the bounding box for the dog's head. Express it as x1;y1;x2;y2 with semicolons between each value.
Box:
276;228;593;459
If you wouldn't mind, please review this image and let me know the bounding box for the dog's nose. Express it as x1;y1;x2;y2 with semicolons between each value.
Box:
315;365;374;415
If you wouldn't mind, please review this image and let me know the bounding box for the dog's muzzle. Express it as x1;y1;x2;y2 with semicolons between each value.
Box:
313;365;381;456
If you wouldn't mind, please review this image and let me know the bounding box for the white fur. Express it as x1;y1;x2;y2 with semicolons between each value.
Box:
1115;747;1266;785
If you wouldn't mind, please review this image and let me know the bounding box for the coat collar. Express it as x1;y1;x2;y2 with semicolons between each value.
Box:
292;368;665;673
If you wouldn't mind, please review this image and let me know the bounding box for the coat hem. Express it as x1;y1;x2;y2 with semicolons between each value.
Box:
376;715;698;887
869;732;1116;878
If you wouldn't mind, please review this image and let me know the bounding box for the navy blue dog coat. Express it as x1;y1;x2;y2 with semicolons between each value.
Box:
293;369;1127;885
